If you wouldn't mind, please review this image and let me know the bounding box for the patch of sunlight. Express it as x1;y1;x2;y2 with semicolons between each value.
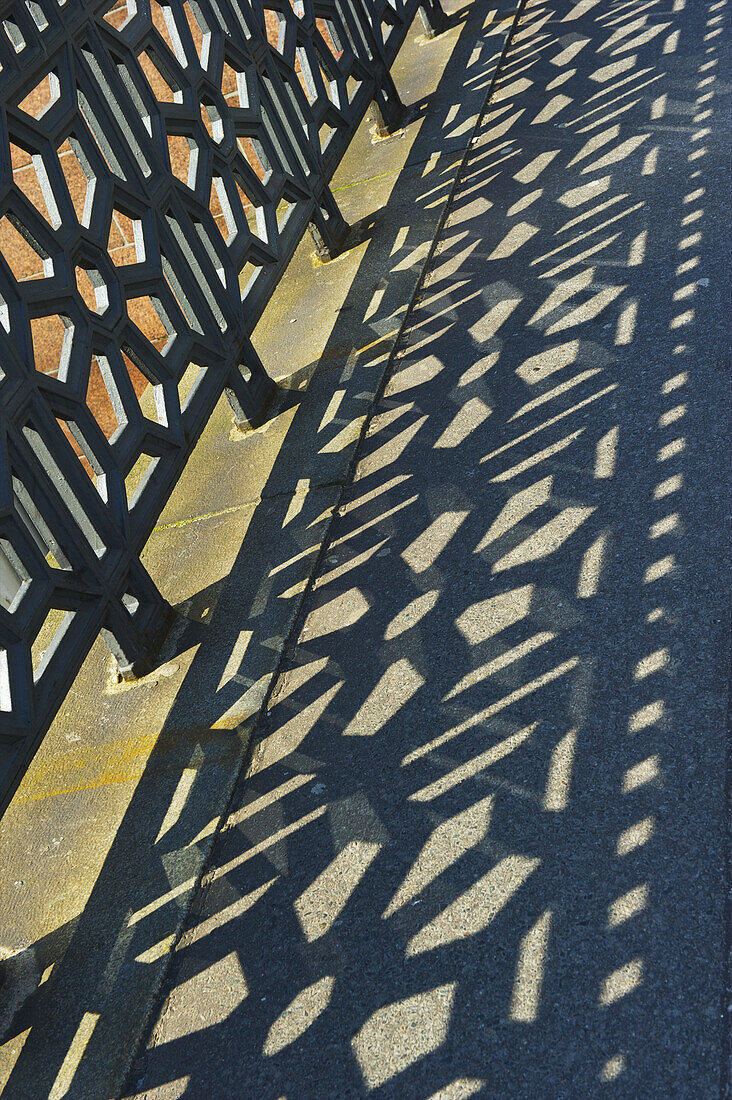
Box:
351;984;456;1089
628;700;664;732
401;510;469;573
355;416;427;479
468;295;522;343
384;795;494;917
155;765;198;842
426;1079;486;1100
304;588;370;640
406;855;540;956
384;590;439;640
594;426;618;478
184;878;278;948
616;817;655;856
657;437;685;461
217;629;253;690
458;351;499;386
410;724;537;803
513;149;560;183
600;1054;627;1081
49;1013;99;1099
511;369;602;421
558;175;611;207
476;476;553;550
253;682;342;773
599;958;643;1006
263;976;335;1056
622;755;661;793
545;286;624;336
455;585;533;645
295;841;380;941
516;340;578;384
507;189;542;217
634;649;669;678
532;94;572;124
387;356;444;395
615;300;637;344
487;222;539;260
644;556;675;583
543;728;578;811
434;397;491;448
529;269;594;326
577;532;608;598
162;954;248;1041
649;514;680;539
446;632;556;700
492;507;595;573
404;663;579;767
607;884;649;928
343;658;424;736
654;474;682;499
509;909;552;1022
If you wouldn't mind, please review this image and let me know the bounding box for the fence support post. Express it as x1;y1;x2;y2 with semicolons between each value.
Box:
225;342;280;428
101;565;174;681
371;71;408;136
308;187;351;261
418;0;448;38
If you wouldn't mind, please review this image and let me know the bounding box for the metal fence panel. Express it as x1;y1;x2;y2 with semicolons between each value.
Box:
0;0;443;811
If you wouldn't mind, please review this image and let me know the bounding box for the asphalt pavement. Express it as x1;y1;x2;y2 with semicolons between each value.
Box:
122;0;730;1095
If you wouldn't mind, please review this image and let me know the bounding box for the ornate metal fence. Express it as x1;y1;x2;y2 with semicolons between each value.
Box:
0;0;445;811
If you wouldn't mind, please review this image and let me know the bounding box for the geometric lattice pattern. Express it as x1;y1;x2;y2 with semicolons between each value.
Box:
0;0;440;810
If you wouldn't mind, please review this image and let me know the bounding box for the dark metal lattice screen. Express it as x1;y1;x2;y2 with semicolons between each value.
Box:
0;0;445;811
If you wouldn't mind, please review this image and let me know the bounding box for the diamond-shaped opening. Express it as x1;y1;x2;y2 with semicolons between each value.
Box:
276;198;294;233
0;215;51;281
0;540;31;613
209;177;231;241
30;314;73;379
27;2;50;32
12;474;71;571
107;208;145;266
240;260;263;301
103;0;135;31
11;147;61;229
221;61;248;107
121;591;140;616
58;138;94;225
201;100;224;143
125;452;159;509
319;64;339;107
31;608;75;682
168;134;198;189
319;122;335;154
317;18;342;59
263;8;285;51
3;19;26;53
88;354;125;442
236;136;269;182
151;0;186;65
55;417;109;499
75;265;108;315
177;361;206;412
18;72;61;119
346;75;361;104
120;347;167;426
22;424;107;556
126;294;171;350
0;648;12;711
182;1;210;68
138;49;181;103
